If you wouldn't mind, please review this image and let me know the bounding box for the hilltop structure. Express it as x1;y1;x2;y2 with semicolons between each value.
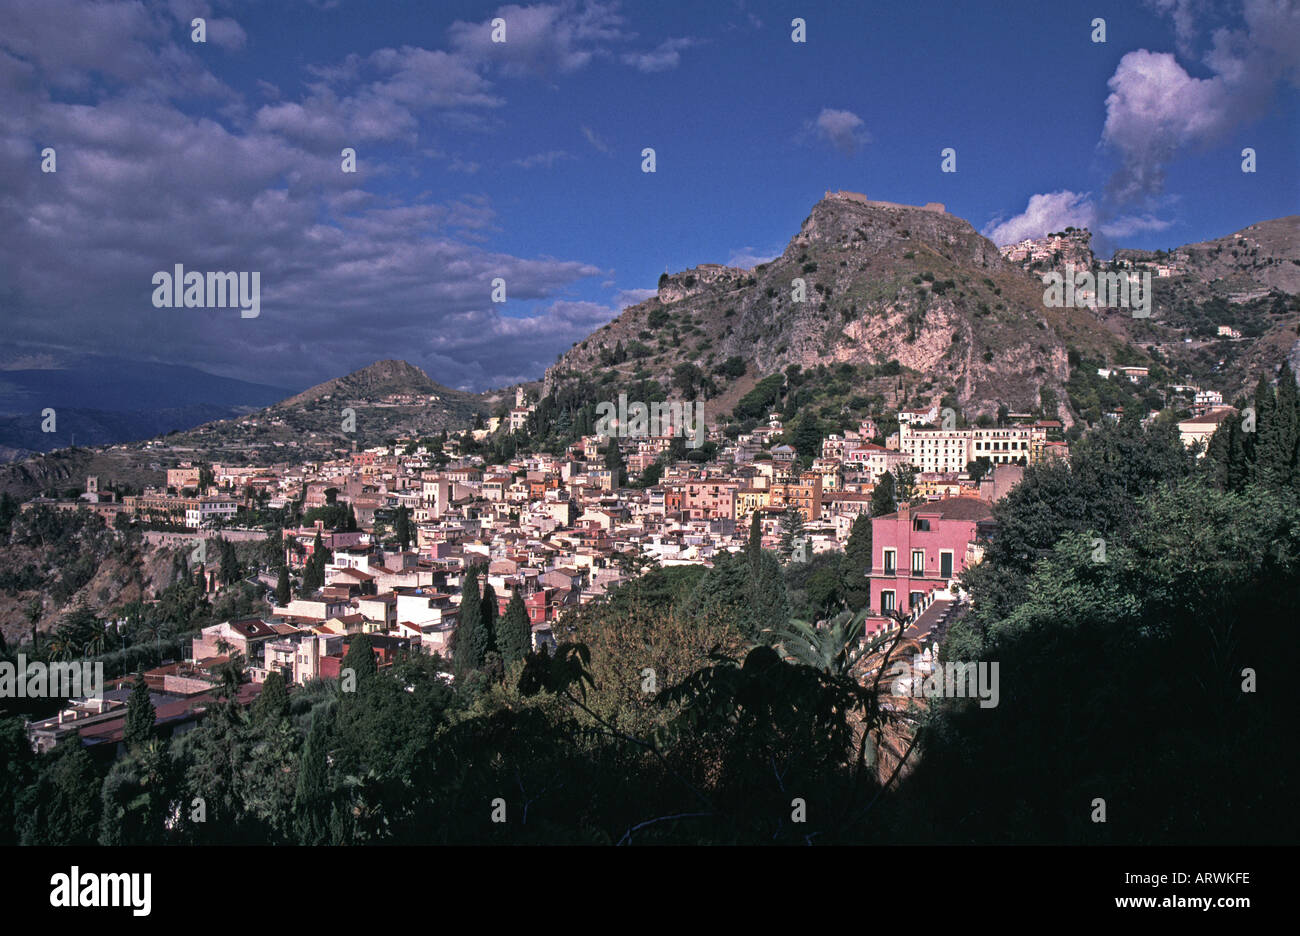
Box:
822;190;946;213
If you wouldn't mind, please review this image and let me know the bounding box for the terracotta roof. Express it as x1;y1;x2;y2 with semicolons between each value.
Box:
886;497;993;522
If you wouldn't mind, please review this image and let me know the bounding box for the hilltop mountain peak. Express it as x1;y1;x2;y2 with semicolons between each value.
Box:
547;192;1124;426
277;359;441;408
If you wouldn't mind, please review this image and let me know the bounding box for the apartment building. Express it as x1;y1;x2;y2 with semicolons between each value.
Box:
866;497;993;622
899;423;1045;472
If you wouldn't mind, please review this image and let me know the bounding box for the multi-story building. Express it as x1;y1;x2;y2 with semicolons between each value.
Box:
865;497;993;624
681;481;739;521
167;466;201;491
844;443;910;480
735;486;771;524
184;495;239;529
899;423;1045;472
770;472;823;522
897;404;940;426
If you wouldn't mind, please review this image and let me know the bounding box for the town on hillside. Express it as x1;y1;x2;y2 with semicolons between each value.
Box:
5;369;1251;753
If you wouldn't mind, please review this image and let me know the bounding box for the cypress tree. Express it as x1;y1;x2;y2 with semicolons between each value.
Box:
123;678;156;750
747;510;762;557
871;472;897;516
480;581;499;656
1206;421;1231;488
843;512;873;610
1272;363;1300;487
293;717;330;846
454;568;483;672
498;590;531;665
746;510;763;580
275;564;291;606
1227;417;1251;492
253;670;289;723
1252;375;1278;484
342;633;377;685
605;442;627;488
395;504;412;550
779;506;805;560
219;539;240;585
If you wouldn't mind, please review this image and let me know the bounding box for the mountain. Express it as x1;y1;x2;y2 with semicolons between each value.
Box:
0;360;494;500
0;355;291;460
148;359;494;455
545;191;1137;427
991;216;1300;402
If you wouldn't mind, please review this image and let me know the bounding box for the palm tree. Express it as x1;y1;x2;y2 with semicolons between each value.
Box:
767;607;924;785
25;598;42;651
83;629;108;659
767;607;895;678
46;633;77;662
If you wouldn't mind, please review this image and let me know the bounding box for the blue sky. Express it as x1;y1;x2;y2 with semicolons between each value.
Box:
1;0;1296;393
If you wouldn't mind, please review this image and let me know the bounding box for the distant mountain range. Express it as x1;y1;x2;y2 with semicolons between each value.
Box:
0;355;291;460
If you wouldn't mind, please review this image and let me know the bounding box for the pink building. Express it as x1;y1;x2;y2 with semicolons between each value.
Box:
866;497;993;623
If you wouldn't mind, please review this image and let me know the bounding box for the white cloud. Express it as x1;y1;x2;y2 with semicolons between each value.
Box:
581;124;611;153
726;246;780;268
513;149;573;169
614;287;657;308
807;108;869;156
448;0;629;76
621;37;702;72
1101;1;1300;205
982;191;1097;246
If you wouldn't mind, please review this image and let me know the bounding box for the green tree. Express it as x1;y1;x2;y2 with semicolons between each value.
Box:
842;512;872;610
253;670;289;724
219;539;241;586
342;633;377;687
453;568;484;672
605;442;627;488
498;590;532;665
18;741;101;845
892;464;920;505
275;564;291;606
871;471;897;516
123;678;157;750
293;716;331;846
394;504;412;551
480;581;499;657
779;506;805;561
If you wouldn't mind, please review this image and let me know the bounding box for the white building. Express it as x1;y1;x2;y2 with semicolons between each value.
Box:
185;495;238;529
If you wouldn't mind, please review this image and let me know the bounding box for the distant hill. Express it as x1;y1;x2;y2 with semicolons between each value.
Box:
106;359;492;461
0;359;495;500
1071;217;1300;403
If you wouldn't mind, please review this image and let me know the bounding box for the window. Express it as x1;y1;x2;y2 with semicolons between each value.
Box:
883;549;896;575
940;550;954;579
909;591;923;610
912;549;925;574
881;590;895;613
913;517;931;531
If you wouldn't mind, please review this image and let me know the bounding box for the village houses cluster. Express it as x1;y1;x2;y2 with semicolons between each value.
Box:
18;376;1238;754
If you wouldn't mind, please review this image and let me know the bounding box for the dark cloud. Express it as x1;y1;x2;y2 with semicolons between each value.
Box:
0;0;633;392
